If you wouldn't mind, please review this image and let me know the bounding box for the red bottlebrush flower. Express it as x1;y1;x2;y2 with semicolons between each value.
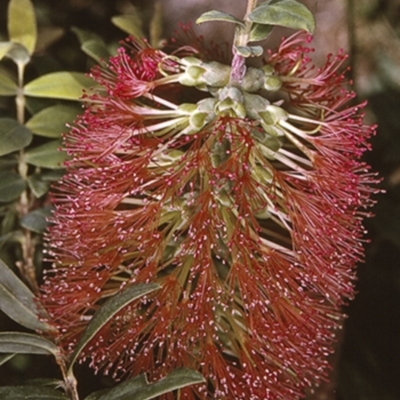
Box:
41;31;379;400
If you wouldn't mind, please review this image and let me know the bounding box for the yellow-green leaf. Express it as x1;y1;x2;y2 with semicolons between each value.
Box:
111;14;145;38
24;139;68;169
248;0;315;34
26;104;80;138
24;72;94;100
0;69;18;96
196;10;245;28
8;0;37;55
0;42;14;61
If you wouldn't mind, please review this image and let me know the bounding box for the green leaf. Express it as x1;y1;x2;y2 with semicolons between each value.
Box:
248;0;315;33
5;42;31;66
24;72;94;100
0;332;59;357
98;369;205;400
111;14;145;38
0;69;18;96
26;173;51;198
81;40;111;63
24;139;68;169
0;353;15;366
71;27;103;45
235;45;264;58
68;283;160;372
0;171;26;202
196;10;245;28
25;104;80;138
71;27;110;63
0;42;14;61
20;206;52;233
0;118;33;156
96;375;148;400
0;258;55;332
249;23;273;42
8;0;38;55
84;390;111;400
0;386;67;399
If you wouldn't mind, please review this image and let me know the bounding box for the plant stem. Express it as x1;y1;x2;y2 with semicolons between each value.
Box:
14;59;38;292
57;357;80;400
230;0;259;84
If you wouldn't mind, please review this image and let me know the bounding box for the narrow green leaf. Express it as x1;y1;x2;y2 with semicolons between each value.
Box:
0;258;55;332
68;283;160;372
83;389;111;400
0;69;18;96
25;104;80;138
248;0;315;33
96;375;148;400
24;139;68;169
249;23;273;42
27;173;51;198
0;353;15;366
99;369;205;400
0;385;67;399
24;72;94;100
196;10;245;28
111;14;145;38
8;0;38;55
0;171;26;202
0;332;59;357
0;118;32;156
20;206;52;233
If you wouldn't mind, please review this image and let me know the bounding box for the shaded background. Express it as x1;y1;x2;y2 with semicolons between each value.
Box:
0;0;399;399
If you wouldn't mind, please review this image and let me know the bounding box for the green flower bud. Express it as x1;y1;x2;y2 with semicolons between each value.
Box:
264;76;282;91
241;67;264;92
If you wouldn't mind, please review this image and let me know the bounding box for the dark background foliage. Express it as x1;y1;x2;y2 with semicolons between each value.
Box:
0;0;399;399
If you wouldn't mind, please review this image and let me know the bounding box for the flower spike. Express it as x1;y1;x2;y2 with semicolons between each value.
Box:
41;28;380;400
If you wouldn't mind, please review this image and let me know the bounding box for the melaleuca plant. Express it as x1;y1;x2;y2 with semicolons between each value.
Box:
1;0;381;399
